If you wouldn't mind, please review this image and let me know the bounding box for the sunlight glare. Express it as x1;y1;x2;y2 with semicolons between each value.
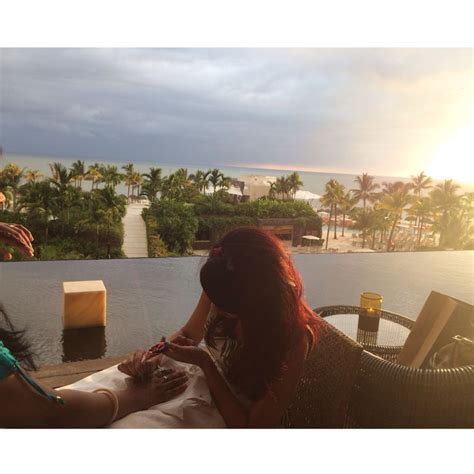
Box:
426;122;474;183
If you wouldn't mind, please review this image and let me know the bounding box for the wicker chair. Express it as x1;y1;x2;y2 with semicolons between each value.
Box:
284;316;363;427
315;305;474;428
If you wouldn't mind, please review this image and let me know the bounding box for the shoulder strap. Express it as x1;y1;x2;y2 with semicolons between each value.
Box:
0;341;17;379
0;340;64;404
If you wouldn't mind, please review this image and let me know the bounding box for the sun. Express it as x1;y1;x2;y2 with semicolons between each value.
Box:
426;122;474;183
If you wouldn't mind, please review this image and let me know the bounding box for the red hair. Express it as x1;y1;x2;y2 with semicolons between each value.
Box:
201;227;318;401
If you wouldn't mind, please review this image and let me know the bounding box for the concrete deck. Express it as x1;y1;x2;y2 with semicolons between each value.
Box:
122;202;149;258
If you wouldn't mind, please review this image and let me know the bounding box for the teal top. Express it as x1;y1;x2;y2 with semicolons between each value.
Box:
0;339;65;404
0;340;17;380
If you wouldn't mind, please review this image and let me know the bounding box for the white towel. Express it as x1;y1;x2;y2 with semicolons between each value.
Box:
61;357;226;428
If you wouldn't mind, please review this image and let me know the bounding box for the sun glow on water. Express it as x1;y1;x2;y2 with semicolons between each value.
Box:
426;122;474;183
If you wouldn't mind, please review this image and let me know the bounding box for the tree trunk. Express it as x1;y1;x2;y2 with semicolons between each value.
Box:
333;204;338;240
342;213;346;237
325;207;333;250
386;215;398;252
371;229;376;250
417;215;424;245
362;229;366;248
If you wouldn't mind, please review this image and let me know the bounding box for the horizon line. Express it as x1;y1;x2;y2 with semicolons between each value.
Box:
1;150;413;180
3;150;473;185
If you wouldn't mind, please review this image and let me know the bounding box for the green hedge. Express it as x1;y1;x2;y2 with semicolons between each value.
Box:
0;210;124;260
145;201;199;255
197;216;258;244
192;196;318;219
143;212;172;257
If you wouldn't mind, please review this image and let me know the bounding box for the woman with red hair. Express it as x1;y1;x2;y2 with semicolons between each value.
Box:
121;227;319;428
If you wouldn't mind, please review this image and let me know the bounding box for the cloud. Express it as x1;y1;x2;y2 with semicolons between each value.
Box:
0;48;472;176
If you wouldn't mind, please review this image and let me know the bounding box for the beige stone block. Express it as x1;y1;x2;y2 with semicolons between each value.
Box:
63;280;107;329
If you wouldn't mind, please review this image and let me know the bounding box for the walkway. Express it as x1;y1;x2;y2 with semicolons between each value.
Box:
122;202;149;258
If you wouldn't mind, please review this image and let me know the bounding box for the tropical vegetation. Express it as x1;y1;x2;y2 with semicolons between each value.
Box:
320;171;473;251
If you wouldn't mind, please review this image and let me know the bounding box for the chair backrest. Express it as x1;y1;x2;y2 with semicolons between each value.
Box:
284;316;363;428
347;352;474;428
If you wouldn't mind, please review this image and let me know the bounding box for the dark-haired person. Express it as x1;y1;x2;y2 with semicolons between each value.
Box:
119;227;319;428
0;222;188;428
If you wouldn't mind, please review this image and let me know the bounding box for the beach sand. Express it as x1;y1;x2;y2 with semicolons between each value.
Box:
192;232;376;256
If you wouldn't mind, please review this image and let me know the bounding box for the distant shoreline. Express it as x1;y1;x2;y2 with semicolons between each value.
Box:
1;151;412;181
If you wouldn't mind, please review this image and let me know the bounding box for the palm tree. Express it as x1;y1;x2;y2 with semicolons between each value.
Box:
85;164;103;191
48;162;77;227
332;181;345;240
352;173;380;209
320;179;343;249
102;165;122;189
275;176;291;200
17;181;56;242
25;169;43;184
205;168;230;196
77;187;126;258
206;168;223;195
381;181;410;195
353;208;373;249
430;179;461;248
130;171;143;198
409;197;433;246
459;192;474;223
161;172;185;201
338;190;358;237
121;163;135;199
411;171;432;199
95;186;127;222
0;163;25;211
378;188;413;251
189;170;208;194
70;160;86;188
369;207;389;250
141;167;162;202
287;172;303;199
268;181;278;199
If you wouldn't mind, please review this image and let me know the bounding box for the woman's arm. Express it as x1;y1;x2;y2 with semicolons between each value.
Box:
0;368;188;428
164;337;309;428
168;290;211;344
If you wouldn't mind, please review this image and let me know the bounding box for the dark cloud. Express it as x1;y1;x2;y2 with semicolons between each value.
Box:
0;48;471;175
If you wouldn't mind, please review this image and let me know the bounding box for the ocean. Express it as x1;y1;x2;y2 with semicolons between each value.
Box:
4;152;474;198
1;153;416;198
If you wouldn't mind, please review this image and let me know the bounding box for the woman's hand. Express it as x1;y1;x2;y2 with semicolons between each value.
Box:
118;350;160;381
0;222;34;260
163;342;211;368
129;368;189;410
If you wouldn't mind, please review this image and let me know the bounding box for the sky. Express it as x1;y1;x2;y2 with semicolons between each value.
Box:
0;48;472;179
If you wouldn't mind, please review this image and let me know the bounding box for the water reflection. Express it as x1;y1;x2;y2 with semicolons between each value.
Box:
62;327;106;362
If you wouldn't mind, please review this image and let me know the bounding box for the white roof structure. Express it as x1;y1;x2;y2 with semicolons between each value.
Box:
203;185;243;196
239;174;277;186
295;189;322;208
238;174;276;200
